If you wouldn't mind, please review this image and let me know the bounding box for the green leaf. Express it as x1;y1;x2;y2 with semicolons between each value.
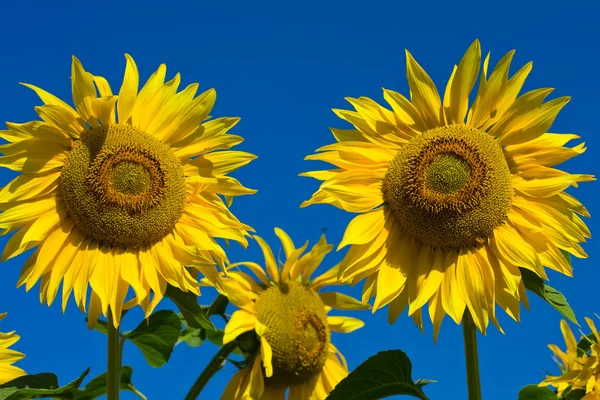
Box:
520;268;578;325
517;385;558;400
564;388;587;400
0;369;89;400
125;310;181;368
165;285;215;330
576;332;598;357
326;350;429;400
74;366;146;400
177;313;207;348
414;379;436;389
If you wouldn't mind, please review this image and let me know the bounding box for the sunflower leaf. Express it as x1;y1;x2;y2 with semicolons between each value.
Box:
563;388;587;400
176;313;207;348
73;366;146;400
125;310;181;368
0;368;89;400
325;350;430;400
517;385;558;399
519;268;578;325
165;284;215;330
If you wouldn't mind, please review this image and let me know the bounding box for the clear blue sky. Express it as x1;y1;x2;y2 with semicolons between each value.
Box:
0;0;598;399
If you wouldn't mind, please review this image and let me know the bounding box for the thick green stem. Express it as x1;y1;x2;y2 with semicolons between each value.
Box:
184;341;239;400
107;312;121;400
462;311;482;400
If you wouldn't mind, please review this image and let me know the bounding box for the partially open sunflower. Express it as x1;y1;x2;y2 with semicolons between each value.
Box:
301;40;592;338
539;318;600;399
0;313;25;385
0;55;255;327
217;228;367;399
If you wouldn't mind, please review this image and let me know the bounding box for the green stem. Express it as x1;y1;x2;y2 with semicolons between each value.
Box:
184;341;239;400
462;311;482;400
107;312;121;400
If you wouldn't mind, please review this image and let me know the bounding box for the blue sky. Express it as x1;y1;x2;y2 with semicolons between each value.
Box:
0;0;598;399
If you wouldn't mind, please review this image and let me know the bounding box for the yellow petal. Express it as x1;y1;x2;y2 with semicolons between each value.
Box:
405;50;442;127
71;56;98;126
274;227;295;259
223;309;256;344
444;39;481;124
20;83;79;118
497;97;571;146
117;54;139;123
327;316;364;333
440;250;466;324
319;292;370;310
482;61;533;130
130;63;167;127
338;207;386;250
491;224;545;280
383;88;427;132
253;235;279;283
387;290;408;325
408;246;444;315
468;50;514;128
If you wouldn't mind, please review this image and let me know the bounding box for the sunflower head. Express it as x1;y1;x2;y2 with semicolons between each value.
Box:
539;317;600;397
62;124;187;248
383;124;513;249
255;280;330;385
214;228;368;399
302;39;593;338
0;313;26;385
0;55;256;327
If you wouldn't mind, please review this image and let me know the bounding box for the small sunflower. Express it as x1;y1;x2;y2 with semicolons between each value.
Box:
539;318;600;399
301;39;593;338
217;228;367;399
0;55;255;327
0;313;25;385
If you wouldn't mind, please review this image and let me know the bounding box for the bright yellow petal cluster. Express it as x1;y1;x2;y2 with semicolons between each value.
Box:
0;313;25;385
0;55;255;327
302;40;592;338
540;318;600;399
214;228;367;400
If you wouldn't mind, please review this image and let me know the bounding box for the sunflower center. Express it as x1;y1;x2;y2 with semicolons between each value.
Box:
61;124;186;248
255;281;330;387
110;161;152;195
382;124;512;249
426;153;471;194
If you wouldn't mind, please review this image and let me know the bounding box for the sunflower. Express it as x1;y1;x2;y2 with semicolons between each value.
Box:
539;318;600;399
217;228;367;399
301;39;592;338
0;55;255;327
0;313;25;385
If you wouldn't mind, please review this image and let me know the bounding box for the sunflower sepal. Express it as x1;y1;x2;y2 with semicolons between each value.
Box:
0;368;90;400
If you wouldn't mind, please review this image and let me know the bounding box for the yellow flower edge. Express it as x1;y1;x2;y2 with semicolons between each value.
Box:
302;39;593;338
0;313;25;385
540;318;600;399
0;55;256;327
214;228;368;399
